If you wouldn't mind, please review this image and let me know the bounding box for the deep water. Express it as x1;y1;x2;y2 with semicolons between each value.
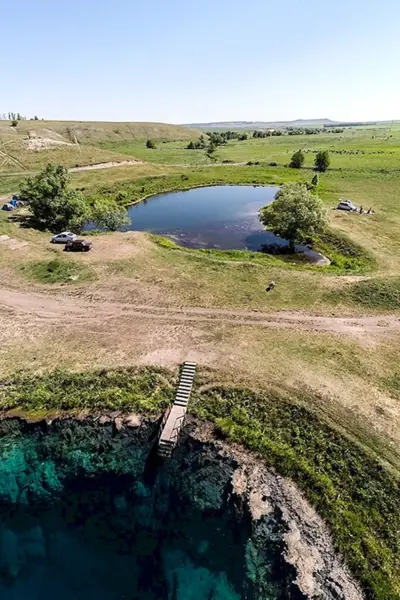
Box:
0;419;303;600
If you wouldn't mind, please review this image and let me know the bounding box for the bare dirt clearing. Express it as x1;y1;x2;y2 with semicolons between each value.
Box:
1;287;400;336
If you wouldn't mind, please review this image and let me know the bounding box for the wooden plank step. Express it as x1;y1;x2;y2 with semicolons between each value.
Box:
175;397;189;404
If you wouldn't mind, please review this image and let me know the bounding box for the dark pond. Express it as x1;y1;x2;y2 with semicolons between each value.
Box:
126;185;281;251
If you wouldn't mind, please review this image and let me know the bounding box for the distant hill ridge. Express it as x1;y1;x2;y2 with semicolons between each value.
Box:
0;120;202;143
184;119;341;130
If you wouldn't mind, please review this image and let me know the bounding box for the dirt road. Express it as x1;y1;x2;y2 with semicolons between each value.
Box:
69;160;143;172
1;287;399;337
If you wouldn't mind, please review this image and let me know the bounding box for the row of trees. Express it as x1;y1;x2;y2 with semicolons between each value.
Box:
186;131;248;151
253;130;283;138
20;164;130;232
0;113;40;121
253;128;344;137
289;149;330;172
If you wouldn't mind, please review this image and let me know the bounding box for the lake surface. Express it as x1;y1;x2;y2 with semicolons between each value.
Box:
126;185;281;250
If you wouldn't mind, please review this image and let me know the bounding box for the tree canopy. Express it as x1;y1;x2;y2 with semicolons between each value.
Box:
259;183;327;252
20;164;89;232
91;199;130;231
146;139;156;149
315;150;330;172
289;149;305;169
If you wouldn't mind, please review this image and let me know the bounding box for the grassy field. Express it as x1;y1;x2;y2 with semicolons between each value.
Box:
0;120;400;600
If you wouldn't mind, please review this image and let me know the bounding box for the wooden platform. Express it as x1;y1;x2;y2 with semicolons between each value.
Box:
158;362;197;458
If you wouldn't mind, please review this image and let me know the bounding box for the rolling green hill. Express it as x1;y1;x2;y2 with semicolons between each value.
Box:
0;120;201;173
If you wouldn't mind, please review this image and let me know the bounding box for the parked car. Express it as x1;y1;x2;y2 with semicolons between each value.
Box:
337;200;357;212
64;239;92;252
51;232;77;244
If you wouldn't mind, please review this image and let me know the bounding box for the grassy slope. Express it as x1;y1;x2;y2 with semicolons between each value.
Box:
0;119;202;142
0;366;399;600
0;120;201;174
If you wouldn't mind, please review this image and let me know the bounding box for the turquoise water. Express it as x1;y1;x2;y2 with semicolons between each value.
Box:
0;420;300;599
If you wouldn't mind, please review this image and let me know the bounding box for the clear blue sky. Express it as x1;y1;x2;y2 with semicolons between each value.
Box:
3;0;399;123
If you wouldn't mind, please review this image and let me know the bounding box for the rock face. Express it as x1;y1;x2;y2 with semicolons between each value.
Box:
0;417;364;600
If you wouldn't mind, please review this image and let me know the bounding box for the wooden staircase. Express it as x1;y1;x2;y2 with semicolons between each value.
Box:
158;362;197;458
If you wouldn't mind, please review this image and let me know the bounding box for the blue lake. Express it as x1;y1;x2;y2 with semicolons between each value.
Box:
125;185;281;250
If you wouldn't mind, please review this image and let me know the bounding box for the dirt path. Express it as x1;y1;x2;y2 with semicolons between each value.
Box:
69;160;143;172
1;287;399;337
0;160;144;180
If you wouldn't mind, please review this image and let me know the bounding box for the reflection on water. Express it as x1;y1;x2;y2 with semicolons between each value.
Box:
125;185;280;250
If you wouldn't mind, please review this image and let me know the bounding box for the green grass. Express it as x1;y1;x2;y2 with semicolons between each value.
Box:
20;257;96;284
151;231;373;275
315;230;374;272
382;373;400;400
0;366;398;600
330;278;400;309
0;367;175;413
98;139;213;166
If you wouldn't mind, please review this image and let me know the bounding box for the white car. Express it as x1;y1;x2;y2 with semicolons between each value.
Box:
337;200;357;212
50;232;77;244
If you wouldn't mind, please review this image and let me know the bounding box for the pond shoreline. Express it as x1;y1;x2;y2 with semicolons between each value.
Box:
99;184;329;266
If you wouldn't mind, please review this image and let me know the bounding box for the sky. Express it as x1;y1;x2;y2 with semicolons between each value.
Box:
2;0;400;123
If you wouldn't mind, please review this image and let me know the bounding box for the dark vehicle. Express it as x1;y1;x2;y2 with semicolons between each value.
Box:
64;239;92;252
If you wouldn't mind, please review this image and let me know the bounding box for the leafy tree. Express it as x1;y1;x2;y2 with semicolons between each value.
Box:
259;182;327;252
146;139;156;149
186;141;195;149
289;149;305;169
206;142;216;156
20;164;89;232
311;174;319;187
238;133;248;141
91;199;130;231
315;150;330;172
11;120;18;127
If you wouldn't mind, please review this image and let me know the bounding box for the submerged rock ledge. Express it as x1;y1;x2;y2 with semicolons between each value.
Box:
0;413;364;600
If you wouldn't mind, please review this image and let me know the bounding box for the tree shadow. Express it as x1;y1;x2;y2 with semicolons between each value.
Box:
7;213;47;231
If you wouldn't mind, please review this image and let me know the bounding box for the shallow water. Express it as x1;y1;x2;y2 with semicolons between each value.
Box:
125;185;281;250
0;419;301;600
